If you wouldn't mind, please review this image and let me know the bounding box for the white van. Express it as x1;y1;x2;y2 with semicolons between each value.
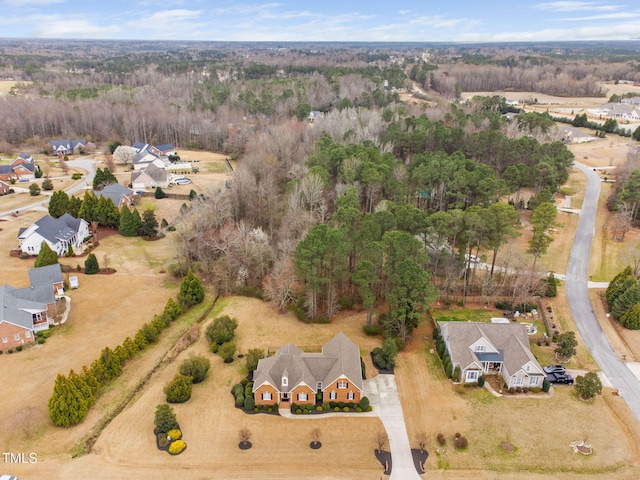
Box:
465;254;480;264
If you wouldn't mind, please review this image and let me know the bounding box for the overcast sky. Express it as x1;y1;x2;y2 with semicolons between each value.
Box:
1;0;639;42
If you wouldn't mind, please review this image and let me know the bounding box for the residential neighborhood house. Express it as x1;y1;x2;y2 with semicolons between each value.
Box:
131;162;169;189
49;139;87;156
252;332;364;407
0;179;11;195
18;213;90;256
0;264;64;351
95;183;136;210
0;153;36;182
438;321;545;389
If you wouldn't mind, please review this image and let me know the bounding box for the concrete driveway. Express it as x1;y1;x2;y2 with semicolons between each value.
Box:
364;374;422;479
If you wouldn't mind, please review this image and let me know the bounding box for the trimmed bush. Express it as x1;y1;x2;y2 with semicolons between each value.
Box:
179;355;210;384
164;374;193;403
16;345;22;352
244;395;255;410
317;406;323;412
167;429;182;440
359;396;370;410
322;402;330;411
235;394;245;408
477;376;485;387
454;436;468;449
232;384;244;396
168;440;187;455
363;325;380;336
334;407;340;412
437;433;446;446
356;407;363;413
542;378;551;393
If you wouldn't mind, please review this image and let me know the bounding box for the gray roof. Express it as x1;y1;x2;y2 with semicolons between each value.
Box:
19;214;84;244
133;151;160;165
253;332;363;394
96;183;133;207
154;143;174;153
135;163;167;183
28;264;63;287
0;284;51;330
132;142;150;153
439;321;542;376
0;165;13;174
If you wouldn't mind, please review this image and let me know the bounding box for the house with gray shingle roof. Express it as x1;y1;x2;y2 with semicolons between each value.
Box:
17;213;90;256
28;264;65;298
131;162;169;189
438;321;545;389
252;332;364;407
95;183;135;210
0;266;62;351
48;139;86;156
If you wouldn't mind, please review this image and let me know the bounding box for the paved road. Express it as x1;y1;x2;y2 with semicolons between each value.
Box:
0;157;96;217
565;162;640;420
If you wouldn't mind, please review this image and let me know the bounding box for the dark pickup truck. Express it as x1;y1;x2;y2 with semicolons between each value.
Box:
546;372;574;385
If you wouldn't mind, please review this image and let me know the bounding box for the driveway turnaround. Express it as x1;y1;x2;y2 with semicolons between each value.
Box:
371;374;422;480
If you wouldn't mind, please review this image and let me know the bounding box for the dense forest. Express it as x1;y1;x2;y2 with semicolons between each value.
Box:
4;40;640;341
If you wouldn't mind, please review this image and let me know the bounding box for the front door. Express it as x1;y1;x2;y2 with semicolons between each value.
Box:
282;393;289;401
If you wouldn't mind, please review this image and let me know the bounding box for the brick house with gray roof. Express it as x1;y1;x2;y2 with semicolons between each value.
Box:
438;321;545;389
252;332;363;407
0;265;64;351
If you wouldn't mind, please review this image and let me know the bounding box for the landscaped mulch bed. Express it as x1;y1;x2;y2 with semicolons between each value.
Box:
370;353;394;374
310;441;322;449
411;448;428;473
375;449;392;475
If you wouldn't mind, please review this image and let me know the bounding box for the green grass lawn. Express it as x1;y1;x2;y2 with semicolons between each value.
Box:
433;307;505;323
204;162;228;173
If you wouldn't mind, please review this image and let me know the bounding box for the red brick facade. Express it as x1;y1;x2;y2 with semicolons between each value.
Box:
254;384;278;406
323;377;361;403
0;322;34;351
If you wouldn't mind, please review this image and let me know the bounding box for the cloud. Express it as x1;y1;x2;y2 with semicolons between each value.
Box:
534;1;620;12
4;0;65;5
141;9;203;23
29;16;121;38
551;11;640;21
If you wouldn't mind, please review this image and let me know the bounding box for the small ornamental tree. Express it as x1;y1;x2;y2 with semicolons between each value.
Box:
29;183;41;196
154;186;166;199
84;253;100;274
178;270;205;308
34;242;59;267
218;342;237;362
554;331;577;360
41;178;54;191
154;404;179;433
205;315;238;347
179;355;210;384
575;371;603;400
164;374;193;403
245;348;265;373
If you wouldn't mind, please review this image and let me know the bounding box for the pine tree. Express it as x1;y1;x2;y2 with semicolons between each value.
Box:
34;242;59;267
48;190;69;218
67;196;82;217
140;209;159;238
154;404;179;433
132;208;142;235
85;253;100;274
48;372;91;427
178;270;205;308
119;205;138;236
78;191;98;223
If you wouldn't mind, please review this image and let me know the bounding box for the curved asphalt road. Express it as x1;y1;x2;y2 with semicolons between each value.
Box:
0;157;96;217
566;163;640;420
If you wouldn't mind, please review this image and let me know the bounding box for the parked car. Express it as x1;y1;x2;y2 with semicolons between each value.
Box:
546;372;574;385
465;254;480;264
543;364;566;374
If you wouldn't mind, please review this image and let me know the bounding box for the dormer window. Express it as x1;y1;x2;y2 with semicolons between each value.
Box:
282;376;288;387
475;345;485;352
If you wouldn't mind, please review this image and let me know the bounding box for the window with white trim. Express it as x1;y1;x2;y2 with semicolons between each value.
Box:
298;393;308;401
13;333;20;341
529;376;539;386
25;331;31;338
337;381;348;389
330;391;336;400
466;370;479;382
347;391;355;400
513;377;524;386
2;336;7;344
262;392;272;401
282;376;288;387
475;345;485;352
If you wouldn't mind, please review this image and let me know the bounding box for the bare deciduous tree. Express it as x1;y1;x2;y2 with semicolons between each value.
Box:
375;431;388;453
